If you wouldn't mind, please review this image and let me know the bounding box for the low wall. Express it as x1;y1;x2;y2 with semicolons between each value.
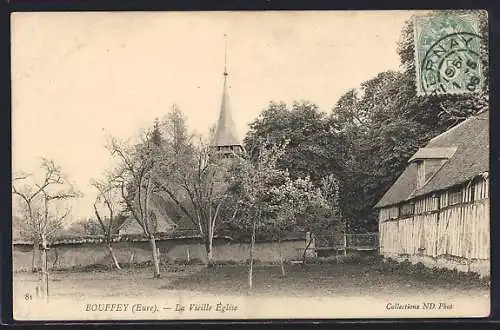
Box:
13;238;306;271
381;252;490;278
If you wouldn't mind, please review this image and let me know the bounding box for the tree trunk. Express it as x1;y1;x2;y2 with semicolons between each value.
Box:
107;244;122;270
303;234;314;264
248;221;256;291
130;251;135;272
40;235;49;302
278;239;286;278
206;238;215;267
52;247;59;270
343;232;347;257
41;249;48;301
32;243;39;273
149;236;161;278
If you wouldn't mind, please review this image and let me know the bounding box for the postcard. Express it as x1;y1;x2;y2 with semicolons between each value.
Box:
11;10;490;320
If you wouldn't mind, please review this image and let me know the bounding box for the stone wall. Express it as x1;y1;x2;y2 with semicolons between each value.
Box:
13;237;306;271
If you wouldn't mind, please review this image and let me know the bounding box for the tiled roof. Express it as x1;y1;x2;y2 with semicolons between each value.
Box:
375;109;489;208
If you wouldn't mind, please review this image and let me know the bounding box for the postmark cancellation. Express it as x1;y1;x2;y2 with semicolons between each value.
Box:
414;12;486;96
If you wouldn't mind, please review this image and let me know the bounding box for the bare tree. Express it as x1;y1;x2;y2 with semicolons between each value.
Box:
141;108;239;267
107;132;165;278
91;177;123;270
12;158;80;299
154;134;237;267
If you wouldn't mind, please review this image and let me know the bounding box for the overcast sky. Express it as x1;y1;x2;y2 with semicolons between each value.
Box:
12;11;418;221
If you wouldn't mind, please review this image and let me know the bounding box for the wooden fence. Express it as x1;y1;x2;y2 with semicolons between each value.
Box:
313;232;379;252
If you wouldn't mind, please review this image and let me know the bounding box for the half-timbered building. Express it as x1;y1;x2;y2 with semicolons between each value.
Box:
375;109;489;277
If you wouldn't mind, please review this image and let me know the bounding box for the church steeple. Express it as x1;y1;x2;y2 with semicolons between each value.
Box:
213;35;243;156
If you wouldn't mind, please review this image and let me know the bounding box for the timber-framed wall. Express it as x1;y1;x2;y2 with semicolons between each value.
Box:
378;174;489;277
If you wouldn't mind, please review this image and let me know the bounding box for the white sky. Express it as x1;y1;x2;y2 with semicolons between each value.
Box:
11;11;416;222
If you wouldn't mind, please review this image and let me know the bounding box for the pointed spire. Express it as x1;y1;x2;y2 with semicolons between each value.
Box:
213;34;243;155
223;35;228;77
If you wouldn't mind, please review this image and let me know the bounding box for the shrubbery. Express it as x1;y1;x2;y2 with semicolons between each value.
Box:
378;258;489;286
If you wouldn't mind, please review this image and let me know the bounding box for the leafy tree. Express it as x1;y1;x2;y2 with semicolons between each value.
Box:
229;140;334;285
265;175;333;276
329;71;432;231
228;141;286;288
151;117;163;147
244;101;344;182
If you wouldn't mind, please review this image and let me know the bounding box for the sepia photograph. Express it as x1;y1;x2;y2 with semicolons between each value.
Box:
11;10;490;320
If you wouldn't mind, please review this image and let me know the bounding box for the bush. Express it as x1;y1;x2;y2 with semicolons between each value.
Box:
62;263;113;272
214;260;240;266
303;252;382;265
340;253;382;265
186;258;204;265
115;260;155;269
244;258;262;265
377;258;488;286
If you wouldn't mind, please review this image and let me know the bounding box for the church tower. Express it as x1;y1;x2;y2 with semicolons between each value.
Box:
212;36;244;157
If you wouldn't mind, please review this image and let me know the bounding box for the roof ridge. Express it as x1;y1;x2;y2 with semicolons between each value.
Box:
429;108;489;143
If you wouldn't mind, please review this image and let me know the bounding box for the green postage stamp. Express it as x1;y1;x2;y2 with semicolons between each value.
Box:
414;12;485;96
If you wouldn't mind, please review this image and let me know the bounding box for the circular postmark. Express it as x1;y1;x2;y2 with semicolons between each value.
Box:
420;32;484;95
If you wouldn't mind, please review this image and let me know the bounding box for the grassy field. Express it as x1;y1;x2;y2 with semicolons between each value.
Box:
162;262;489;299
12;258;491;320
13;258;489;301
